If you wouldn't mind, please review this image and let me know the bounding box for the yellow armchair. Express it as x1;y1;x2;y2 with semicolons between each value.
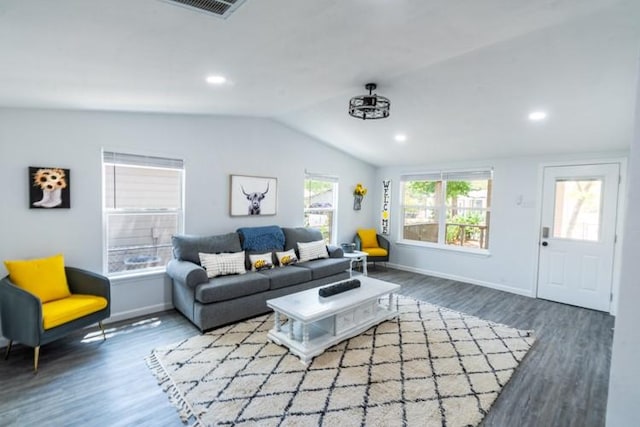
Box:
354;229;390;267
1;255;110;371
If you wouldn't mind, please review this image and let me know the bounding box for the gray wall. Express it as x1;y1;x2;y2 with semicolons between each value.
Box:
606;68;640;426
0;108;377;329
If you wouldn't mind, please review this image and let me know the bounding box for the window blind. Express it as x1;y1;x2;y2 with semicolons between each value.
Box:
401;168;493;182
103;151;184;170
305;173;339;183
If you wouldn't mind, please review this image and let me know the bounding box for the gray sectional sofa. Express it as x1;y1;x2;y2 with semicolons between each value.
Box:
166;226;350;331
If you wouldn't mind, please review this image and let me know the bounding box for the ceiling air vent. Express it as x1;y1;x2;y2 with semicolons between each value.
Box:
163;0;247;19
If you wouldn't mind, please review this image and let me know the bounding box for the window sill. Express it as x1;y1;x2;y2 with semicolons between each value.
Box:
396;239;491;257
107;267;166;284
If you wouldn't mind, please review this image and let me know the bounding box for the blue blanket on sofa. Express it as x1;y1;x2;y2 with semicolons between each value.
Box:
237;226;286;252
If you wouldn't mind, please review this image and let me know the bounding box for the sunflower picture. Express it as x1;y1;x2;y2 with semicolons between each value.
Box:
29;166;71;209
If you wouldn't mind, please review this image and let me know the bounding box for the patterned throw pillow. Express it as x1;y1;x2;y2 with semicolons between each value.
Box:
249;252;274;271
275;249;298;267
297;240;329;262
199;251;246;278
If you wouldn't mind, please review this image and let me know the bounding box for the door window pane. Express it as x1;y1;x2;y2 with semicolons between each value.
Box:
553;179;602;241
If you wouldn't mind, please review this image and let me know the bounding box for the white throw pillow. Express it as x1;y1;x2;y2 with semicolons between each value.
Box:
199;251;246;278
275;249;298;267
297;240;329;262
249;252;274;271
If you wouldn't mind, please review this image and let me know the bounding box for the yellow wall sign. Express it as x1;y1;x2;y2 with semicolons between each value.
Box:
381;180;391;235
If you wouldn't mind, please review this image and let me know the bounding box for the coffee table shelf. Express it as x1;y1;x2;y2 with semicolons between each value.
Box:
266;277;400;364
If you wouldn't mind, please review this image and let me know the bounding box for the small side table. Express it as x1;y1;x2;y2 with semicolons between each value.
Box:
343;250;368;277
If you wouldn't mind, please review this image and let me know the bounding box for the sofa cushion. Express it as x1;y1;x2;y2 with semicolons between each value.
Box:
195;272;270;304
296;257;351;280
172;233;242;265
282;227;324;251
258;266;312;290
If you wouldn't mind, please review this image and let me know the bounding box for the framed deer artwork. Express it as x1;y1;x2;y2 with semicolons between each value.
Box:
230;174;277;216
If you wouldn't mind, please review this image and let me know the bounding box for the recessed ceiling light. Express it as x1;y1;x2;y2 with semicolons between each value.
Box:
528;111;547;121
394;134;407;143
206;75;227;85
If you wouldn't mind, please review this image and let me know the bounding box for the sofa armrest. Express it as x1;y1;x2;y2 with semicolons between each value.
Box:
0;276;43;346
65;267;111;301
327;245;344;258
166;259;208;289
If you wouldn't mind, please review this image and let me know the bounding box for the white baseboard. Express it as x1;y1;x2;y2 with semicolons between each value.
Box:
105;303;174;324
386;262;535;298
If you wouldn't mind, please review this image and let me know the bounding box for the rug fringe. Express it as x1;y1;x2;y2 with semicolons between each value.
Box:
145;352;202;426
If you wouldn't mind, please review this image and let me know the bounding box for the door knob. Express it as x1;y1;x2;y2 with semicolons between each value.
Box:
541;241;548;247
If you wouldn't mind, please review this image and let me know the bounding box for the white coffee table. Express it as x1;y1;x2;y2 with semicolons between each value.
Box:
343;250;368;277
266;276;400;363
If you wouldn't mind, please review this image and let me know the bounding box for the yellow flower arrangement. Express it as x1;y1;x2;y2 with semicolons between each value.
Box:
354;183;368;197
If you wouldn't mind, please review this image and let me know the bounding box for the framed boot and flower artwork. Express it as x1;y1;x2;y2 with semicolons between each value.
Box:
29;166;71;209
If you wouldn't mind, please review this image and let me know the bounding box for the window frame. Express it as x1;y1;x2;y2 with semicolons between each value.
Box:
398;168;493;254
303;175;339;245
102;151;185;277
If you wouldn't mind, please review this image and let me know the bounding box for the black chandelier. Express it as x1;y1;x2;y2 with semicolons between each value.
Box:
348;83;390;120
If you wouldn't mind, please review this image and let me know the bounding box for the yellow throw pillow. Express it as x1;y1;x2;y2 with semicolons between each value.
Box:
4;254;71;303
357;228;379;249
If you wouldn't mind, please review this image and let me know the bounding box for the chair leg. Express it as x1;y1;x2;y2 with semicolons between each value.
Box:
99;321;107;341
4;340;12;360
34;346;40;373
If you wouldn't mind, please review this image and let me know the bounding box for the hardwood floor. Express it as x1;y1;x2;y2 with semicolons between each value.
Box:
0;268;613;426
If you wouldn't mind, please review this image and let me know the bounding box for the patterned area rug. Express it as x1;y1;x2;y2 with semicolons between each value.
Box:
147;296;534;426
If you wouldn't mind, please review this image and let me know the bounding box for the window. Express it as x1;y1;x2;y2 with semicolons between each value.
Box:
400;169;492;250
103;151;184;275
304;176;338;244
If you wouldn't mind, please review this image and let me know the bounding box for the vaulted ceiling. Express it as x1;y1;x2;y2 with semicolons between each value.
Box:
1;0;639;166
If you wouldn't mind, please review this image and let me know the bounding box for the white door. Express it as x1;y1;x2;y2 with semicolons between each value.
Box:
537;163;620;311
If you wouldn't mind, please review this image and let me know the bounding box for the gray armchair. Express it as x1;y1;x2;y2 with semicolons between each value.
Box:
1;267;111;371
354;233;390;267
